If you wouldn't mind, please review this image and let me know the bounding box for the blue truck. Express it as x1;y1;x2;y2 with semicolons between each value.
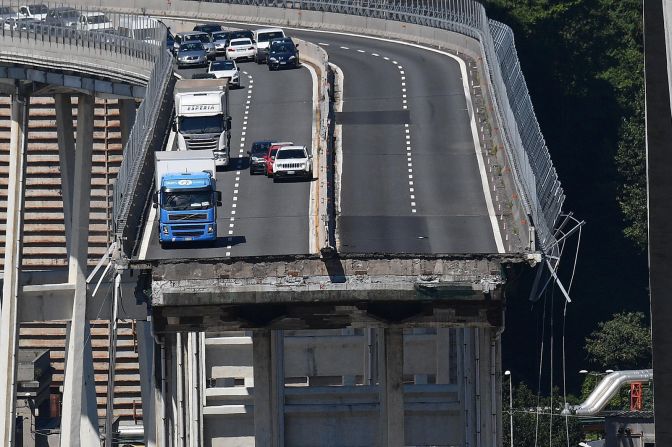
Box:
153;150;222;247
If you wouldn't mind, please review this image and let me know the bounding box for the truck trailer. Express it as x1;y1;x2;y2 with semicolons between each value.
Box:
154;150;222;246
174;79;231;167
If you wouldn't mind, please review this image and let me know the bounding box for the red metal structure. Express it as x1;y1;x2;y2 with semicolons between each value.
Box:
630;382;643;411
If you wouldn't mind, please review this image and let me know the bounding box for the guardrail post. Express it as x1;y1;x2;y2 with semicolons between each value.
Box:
0;89;29;447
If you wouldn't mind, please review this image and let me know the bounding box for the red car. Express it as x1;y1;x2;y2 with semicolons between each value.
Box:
265;141;293;177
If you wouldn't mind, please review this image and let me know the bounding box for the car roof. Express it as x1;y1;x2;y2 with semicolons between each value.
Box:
180;31;208;36
254;27;284;34
277;145;305;151
229;38;251;44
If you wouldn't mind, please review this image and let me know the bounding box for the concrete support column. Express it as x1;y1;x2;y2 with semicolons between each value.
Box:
378;327;404;447
460;328;476;447
253;330;284;447
104;273;121;447
137;319;160;447
54;94;75;256
118;98;136;148
0;92;28;447
60;94;99;447
436;328;451;384
186;332;203;447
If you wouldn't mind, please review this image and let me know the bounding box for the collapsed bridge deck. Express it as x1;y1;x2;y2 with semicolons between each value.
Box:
142;254;527;332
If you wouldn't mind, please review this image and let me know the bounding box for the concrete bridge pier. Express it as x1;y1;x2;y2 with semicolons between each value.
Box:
118;98;137;148
59;93;100;447
253;329;285;447
54;94;75;256
0;89;29;446
379;328;404;447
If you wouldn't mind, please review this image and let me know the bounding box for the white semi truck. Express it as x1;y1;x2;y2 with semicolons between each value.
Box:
174;79;231;167
153;150;222;246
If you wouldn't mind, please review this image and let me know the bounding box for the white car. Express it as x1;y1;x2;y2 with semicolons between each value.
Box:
208;60;240;88
253;27;286;64
272;145;313;181
225;38;256;62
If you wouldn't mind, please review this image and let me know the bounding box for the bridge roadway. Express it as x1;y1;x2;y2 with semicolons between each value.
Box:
137;26;502;261
139;57;314;260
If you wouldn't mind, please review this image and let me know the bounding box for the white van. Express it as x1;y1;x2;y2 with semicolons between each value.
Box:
18;4;48;20
77;12;113;31
118;16;162;43
252;27;285;64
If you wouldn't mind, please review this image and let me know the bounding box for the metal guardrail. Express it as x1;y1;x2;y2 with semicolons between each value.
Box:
111;45;173;256
0;8;160;62
182;0;565;253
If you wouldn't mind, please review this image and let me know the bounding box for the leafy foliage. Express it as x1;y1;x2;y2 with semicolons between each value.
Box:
503;381;582;447
483;0;646;249
584;311;652;370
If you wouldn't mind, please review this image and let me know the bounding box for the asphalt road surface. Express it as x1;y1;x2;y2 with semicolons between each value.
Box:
140;26;500;260
140;53;313;260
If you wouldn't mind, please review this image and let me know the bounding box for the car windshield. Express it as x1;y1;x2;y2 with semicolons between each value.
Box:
251;142;271;156
271;43;294;53
212;32;227;41
197;24;220;33
230;30;252;39
179;115;223;134
258;31;284;42
162;189;212;211
28;4;48;13
230;38;251;46
211;61;235;71
277;149;306;159
86;15;110;24
60;10;80;19
192;34;210;43
180;42;203;52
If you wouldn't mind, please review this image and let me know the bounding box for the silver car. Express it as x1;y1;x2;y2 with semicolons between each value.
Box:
176;42;208;68
211;31;229;55
178;31;216;60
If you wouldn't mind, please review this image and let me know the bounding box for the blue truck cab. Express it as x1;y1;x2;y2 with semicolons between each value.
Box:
154;150;222;246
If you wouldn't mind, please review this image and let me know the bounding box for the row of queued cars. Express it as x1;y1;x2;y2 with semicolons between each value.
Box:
172;23;301;73
1;3;118;32
248;141;313;182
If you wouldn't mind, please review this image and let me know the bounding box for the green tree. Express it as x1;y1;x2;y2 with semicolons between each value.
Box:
503;382;582;447
584;311;652;370
484;0;646;249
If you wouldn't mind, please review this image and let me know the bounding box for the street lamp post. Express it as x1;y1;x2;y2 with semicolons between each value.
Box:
504;370;513;447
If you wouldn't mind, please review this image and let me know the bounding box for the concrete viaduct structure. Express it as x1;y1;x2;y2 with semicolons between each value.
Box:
0;1;567;446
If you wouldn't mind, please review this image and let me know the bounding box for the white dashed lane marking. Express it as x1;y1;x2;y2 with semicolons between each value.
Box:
339;46;416;213
226;71;253;257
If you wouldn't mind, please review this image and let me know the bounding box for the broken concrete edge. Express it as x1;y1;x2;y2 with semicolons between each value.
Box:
152;297;505;332
147;257;514;308
126;251;534;270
